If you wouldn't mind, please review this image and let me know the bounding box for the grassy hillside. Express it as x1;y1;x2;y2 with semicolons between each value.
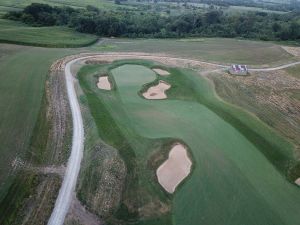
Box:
78;60;300;225
0;19;98;47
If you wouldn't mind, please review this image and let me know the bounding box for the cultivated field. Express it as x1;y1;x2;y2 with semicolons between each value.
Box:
0;44;81;224
77;59;300;225
0;19;98;47
91;38;297;66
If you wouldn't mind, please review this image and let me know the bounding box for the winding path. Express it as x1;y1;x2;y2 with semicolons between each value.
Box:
47;58;85;225
47;53;300;225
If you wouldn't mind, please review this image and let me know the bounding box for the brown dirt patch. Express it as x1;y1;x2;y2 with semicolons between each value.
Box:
281;46;300;57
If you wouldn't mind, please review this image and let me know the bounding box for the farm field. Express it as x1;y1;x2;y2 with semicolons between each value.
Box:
91;38;297;66
0;44;80;224
0;0;118;9
77;60;300;225
0;19;98;47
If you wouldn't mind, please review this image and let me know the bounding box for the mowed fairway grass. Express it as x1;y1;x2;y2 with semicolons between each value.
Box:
79;60;300;225
92;38;296;66
0;19;98;47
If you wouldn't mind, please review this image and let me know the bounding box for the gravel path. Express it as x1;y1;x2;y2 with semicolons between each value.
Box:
47;58;85;225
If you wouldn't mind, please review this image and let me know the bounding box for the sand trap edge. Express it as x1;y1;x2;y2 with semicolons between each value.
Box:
142;80;171;100
156;143;192;194
97;76;112;90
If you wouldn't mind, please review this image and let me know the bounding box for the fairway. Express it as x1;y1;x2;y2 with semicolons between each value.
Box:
78;61;300;225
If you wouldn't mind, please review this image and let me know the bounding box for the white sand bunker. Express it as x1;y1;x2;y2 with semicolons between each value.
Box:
142;81;171;100
152;68;170;76
156;144;192;193
97;76;112;90
295;178;300;186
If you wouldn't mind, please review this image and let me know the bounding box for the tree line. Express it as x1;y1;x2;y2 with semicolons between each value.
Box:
4;3;300;42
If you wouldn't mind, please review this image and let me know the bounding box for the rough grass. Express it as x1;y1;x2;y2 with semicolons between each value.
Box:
285;64;300;78
0;19;98;48
90;38;296;65
78;60;300;225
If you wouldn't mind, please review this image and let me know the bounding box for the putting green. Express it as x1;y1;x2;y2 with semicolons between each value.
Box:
80;62;300;225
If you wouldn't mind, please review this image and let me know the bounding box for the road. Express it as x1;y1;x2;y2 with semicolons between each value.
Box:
248;61;300;71
48;53;300;225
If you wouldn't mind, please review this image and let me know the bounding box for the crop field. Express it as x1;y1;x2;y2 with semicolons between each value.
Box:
0;0;134;10
78;59;300;225
0;19;98;47
0;44;81;224
91;38;297;66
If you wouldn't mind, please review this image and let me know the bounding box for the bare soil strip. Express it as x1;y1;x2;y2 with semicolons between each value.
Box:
152;68;170;76
142;80;171;100
281;46;300;57
295;178;300;186
156;144;192;193
97;76;112;90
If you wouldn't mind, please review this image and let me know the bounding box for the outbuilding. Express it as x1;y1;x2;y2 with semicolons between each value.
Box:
229;64;249;76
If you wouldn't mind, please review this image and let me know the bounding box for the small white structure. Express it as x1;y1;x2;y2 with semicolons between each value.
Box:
229;64;248;76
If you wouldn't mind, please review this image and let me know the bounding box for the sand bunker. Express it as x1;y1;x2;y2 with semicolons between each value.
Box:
97;76;112;90
142;81;171;100
152;68;170;76
295;178;300;186
156;144;192;193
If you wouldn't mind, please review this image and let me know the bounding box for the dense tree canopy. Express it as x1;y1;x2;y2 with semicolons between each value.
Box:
4;3;300;43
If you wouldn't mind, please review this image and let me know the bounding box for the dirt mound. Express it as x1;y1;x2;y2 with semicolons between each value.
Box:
97;76;112;90
153;68;170;76
142;81;171;100
156;143;192;193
